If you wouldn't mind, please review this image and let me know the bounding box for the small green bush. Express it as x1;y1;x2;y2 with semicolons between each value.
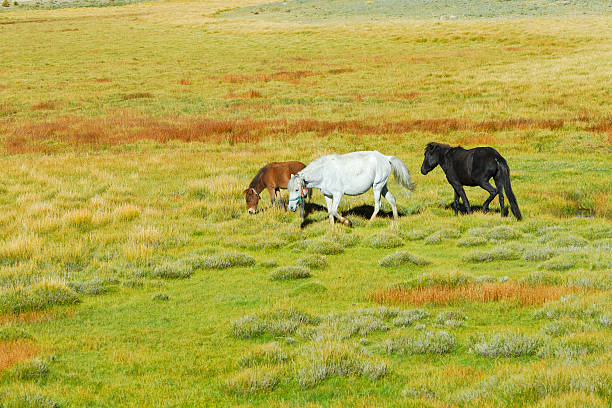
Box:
392;309;429;327
238;342;289;367
0;280;79;314
399;229;428;241
541;319;590;337
201;252;256;269
470;332;541;358
463;247;520;263
67;279;108;295
296;337;387;388
270;266;311;281
457;236;487;247
259;260;278;268
520;271;561;286
523;246;557;261
152;293;170;301
538;257;576;271
365;232;403;249
150;261;193;279
296;255;327;270
383;330;455;355
379;251;430;267
296;238;344;255
436;311;467;326
9;358;50;381
231;308;319;339
424;228;460;244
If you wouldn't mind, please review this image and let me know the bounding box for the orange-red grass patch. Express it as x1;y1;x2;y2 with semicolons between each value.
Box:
94;78;111;83
30;101;57;111
225;90;262;99
178;78;192;85
0;341;39;372
0;310;74;324
372;282;578;306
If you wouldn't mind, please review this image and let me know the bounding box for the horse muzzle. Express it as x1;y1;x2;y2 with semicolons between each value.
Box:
248;208;257;214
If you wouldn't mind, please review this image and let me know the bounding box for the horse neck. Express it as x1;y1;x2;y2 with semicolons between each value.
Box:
300;162;323;188
248;172;266;193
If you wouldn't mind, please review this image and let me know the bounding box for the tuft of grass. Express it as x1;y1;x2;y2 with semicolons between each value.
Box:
231;308;319;339
150;261;193;279
296;336;387;388
538;257;577;271
0;234;41;265
8;357;50;381
200;252;256;269
259;260;278;268
0;327;32;341
298;238;344;255
113;204;140;222
378;251;430;267
237;342;289;367
3;392;60;408
457;236;487;247
383;330;456;355
67;279;109;295
152;293;170;301
399;229;428;241
470;332;542;358
0;280;79;314
391;309;429;327
270;266;311;281
365;232;404;249
424;228;460;245
315;308;396;339
296;255;327;270
436;311;467;326
469;226;521;241
463;247;520;263
224;366;280;395
523;246;557;261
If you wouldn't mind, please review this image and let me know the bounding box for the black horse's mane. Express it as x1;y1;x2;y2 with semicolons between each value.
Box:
249;166;267;189
425;142;453;155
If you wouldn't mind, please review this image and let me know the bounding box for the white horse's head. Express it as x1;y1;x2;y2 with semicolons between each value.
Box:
287;174;307;213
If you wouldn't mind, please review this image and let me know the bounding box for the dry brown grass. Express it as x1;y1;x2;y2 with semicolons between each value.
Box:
372;282;578;306
216;71;316;83
178;78;192;85
225;90;262;99
2;113;605;154
94;78;111;83
0;341;39;372
30;101;58;111
0;310;74;324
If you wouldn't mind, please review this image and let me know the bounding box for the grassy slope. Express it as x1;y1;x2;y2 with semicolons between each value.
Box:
0;1;611;407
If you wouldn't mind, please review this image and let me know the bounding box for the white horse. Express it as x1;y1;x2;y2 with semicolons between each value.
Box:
287;151;414;226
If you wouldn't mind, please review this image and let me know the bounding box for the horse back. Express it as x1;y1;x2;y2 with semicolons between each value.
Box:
452;147;501;185
263;161;306;189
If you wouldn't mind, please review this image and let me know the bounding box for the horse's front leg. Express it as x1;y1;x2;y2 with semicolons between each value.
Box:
455;185;471;214
330;193;352;227
324;195;334;226
453;189;460;216
267;186;276;206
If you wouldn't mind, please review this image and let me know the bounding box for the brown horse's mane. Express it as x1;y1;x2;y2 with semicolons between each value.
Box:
248;166;267;190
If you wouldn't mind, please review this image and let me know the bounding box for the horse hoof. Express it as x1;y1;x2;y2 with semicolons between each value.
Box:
344;219;352;227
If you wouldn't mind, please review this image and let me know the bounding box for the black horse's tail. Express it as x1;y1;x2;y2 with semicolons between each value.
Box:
497;158;522;220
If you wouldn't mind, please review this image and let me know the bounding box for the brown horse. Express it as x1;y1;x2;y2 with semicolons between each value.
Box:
243;161;309;214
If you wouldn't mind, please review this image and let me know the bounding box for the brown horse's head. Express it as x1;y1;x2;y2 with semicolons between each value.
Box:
243;188;260;214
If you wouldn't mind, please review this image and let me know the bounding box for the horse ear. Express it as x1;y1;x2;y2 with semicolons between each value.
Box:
242;189;249;195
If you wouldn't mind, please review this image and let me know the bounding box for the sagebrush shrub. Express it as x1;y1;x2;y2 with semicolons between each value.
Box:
379;251;430;267
470;332;541;358
383;330;455;355
365;232;404;249
270;266;311;281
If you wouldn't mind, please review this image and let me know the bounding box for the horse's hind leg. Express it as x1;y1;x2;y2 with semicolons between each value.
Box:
381;185;398;220
275;189;286;210
493;174;506;217
370;185;382;221
480;181;498;214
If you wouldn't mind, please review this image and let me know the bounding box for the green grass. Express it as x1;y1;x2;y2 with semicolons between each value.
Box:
0;0;610;406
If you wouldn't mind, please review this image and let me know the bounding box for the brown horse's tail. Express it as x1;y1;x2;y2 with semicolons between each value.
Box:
497;159;522;220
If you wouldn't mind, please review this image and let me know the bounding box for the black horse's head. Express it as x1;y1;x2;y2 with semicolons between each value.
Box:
421;142;449;175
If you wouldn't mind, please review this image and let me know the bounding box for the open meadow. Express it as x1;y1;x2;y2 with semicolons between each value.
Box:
0;0;611;406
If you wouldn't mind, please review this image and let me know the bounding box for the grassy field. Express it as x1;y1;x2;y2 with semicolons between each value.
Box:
0;0;611;407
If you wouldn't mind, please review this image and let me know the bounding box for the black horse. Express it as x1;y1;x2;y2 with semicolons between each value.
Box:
420;142;522;220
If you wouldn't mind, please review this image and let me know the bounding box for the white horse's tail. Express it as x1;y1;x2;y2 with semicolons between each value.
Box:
387;156;415;191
